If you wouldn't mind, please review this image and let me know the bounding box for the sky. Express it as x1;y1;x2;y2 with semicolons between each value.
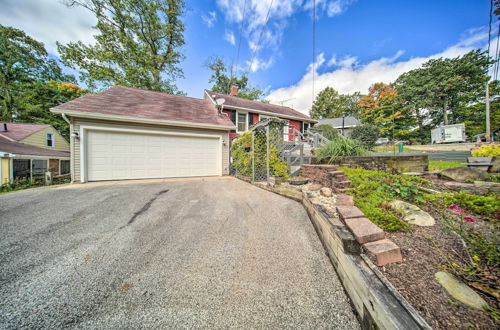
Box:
0;0;497;115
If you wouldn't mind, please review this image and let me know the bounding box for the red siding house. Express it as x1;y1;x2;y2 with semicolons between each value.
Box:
204;87;316;141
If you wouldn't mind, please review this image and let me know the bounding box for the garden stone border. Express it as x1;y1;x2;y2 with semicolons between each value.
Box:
240;178;431;330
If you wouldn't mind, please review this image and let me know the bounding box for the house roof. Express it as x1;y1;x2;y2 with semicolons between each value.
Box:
318;116;360;128
0;122;50;141
0;136;70;158
51;86;235;129
205;90;314;122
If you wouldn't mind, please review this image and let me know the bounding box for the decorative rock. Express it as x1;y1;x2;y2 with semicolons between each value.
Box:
320;187;333;197
288;178;309;185
440;167;487;182
308;183;322;191
336;205;365;221
387;200;435;226
434;271;488;310
344;217;385;244
363;239;402;266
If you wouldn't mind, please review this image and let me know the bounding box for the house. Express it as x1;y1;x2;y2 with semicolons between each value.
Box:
50;85;315;183
0;123;70;184
206;85;316;141
317;116;360;137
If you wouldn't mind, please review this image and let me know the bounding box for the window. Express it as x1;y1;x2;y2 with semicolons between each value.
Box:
237;112;247;132
60;160;70;175
46;133;55;147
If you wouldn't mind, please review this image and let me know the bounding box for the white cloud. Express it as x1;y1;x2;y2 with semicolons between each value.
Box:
202;11;217;28
225;30;236;45
266;28;496;115
0;0;96;54
246;57;274;72
216;0;355;72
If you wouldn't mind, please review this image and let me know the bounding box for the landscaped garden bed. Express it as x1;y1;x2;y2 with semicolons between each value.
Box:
342;167;499;329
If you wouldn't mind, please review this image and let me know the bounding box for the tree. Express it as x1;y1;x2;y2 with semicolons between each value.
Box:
310;124;339;140
58;0;185;93
351;124;379;150
206;57;264;100
358;82;412;139
310;86;361;119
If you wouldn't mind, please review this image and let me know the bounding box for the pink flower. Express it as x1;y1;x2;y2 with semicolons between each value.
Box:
464;216;476;223
449;204;459;210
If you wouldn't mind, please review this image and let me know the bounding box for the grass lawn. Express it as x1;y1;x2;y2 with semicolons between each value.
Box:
428;160;464;171
372;145;418;152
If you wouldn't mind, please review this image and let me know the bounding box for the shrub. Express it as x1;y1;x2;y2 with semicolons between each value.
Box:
351;123;379;149
231;131;288;179
426;191;499;216
1;178;35;193
471;143;500;157
309;124;339;140
316;137;368;162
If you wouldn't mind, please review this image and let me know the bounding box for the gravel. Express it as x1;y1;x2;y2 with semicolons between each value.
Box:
0;178;359;329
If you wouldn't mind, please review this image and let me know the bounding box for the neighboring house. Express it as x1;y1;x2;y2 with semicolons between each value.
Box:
206;86;316;141
317;116;360;137
0;123;70;184
50;85;315;183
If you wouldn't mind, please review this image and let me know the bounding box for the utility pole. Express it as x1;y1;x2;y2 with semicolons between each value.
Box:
486;80;491;141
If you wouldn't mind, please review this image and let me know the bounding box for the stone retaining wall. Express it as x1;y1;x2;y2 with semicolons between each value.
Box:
313;155;429;173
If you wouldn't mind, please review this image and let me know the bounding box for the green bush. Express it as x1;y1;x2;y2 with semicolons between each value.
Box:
351;124;379;149
316;137;368;163
231;131;288;179
342;167;431;231
1;178;35;193
310;124;339;140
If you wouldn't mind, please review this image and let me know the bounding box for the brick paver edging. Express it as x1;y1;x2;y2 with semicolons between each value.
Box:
238;177;431;330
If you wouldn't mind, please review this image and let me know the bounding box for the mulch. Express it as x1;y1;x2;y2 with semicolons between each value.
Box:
379;212;498;329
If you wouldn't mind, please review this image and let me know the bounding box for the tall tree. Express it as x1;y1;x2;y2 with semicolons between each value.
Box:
58;0;185;93
310;86;361;119
358;82;412;139
206;57;264;100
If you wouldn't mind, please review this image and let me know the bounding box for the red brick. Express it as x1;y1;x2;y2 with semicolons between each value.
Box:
334;180;351;188
336;205;364;221
344;217;385;244
329;170;344;176
363;239;402;266
336;194;354;206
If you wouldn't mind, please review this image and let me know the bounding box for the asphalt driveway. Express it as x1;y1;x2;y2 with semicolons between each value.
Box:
0;178;359;329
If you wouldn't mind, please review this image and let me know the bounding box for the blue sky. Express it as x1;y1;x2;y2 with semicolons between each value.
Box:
0;0;496;113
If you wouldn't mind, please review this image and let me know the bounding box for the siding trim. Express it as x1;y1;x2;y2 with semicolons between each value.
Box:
52;109;236;131
79;125;224;183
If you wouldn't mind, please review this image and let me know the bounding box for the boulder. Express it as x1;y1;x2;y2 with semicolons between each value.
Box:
440;167;487;182
435;271;488;310
388;200;435;226
308;183;322;191
320;187;333;197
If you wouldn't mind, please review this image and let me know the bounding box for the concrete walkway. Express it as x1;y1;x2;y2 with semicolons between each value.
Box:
0;178;359;329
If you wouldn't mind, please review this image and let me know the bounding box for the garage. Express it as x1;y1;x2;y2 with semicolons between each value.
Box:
85;129;222;181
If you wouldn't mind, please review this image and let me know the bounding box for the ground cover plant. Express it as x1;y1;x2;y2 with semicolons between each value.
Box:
0;178;38;193
342;166;500;327
428;160;465;171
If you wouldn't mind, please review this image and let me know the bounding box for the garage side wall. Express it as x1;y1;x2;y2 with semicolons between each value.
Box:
71;118;230;182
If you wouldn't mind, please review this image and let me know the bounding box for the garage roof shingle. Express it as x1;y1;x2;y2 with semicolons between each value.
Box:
51;86;235;128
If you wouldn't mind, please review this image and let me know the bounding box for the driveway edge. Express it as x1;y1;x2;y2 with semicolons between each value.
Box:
243;179;431;330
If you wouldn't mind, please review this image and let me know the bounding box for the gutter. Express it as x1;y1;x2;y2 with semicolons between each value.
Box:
50;108;236;131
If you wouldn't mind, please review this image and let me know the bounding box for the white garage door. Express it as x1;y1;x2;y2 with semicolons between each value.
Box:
86;130;221;181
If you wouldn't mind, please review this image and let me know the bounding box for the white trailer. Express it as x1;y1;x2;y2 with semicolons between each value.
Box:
431;124;466;144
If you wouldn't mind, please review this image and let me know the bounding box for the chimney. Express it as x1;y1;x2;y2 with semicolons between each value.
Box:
230;84;239;96
2;123;7;132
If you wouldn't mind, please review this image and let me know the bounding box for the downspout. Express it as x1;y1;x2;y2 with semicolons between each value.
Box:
61;113;74;184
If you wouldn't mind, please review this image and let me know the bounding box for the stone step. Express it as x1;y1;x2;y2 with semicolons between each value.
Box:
336;194;354;206
344;217;385;244
363;239;402;266
332;174;349;182
334;187;351;194
336;205;364;221
335;181;351;188
329;170;345;176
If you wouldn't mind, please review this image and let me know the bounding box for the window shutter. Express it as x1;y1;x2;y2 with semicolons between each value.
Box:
230;110;236;124
248;113;254;126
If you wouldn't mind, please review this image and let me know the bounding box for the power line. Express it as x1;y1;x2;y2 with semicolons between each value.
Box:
312;0;316;106
228;0;248;90
244;0;274;76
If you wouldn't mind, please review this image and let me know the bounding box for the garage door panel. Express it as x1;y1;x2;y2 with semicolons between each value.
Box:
86;130;220;181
